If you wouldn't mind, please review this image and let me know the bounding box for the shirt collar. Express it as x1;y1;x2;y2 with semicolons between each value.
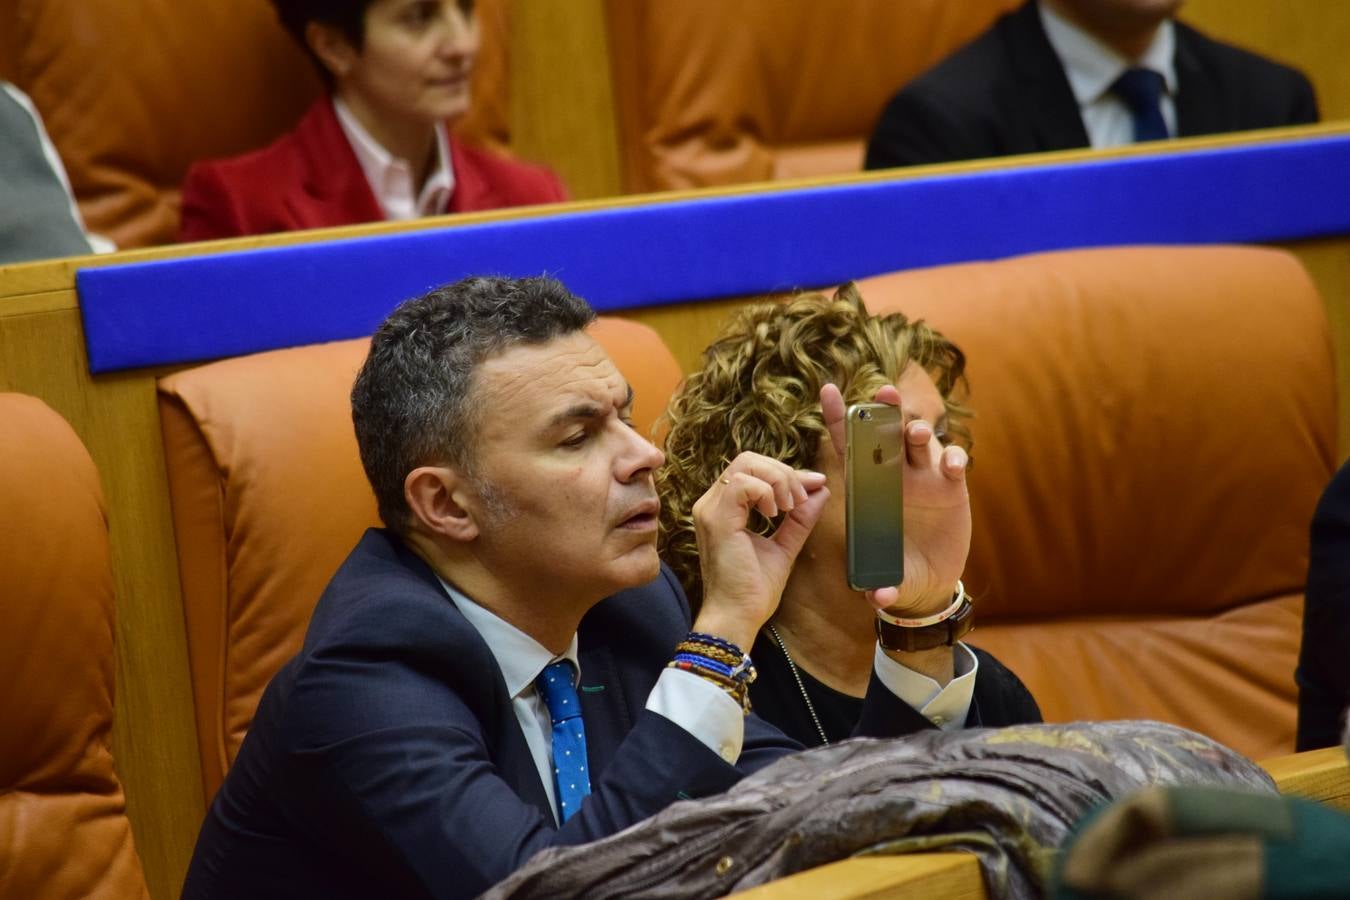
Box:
331;95;456;218
436;574;581;699
1038;3;1177;106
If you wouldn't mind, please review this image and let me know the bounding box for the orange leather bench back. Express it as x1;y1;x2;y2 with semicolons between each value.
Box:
858;245;1334;760
604;0;1020;192
158;245;1332;798
0;394;148;899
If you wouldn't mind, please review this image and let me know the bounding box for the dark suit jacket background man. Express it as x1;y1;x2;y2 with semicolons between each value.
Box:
865;0;1319;170
181;276;983;899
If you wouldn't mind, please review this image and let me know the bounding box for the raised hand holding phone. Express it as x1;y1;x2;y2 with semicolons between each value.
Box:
845;402;905;590
822;378;971;619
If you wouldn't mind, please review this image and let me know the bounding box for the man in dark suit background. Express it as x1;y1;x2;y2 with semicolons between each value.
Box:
181;275;986;898
865;0;1318;170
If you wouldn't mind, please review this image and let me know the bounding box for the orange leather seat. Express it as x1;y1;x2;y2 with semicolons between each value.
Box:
157;318;684;800
0;394;148;899
857;245;1334;761
605;0;1019;192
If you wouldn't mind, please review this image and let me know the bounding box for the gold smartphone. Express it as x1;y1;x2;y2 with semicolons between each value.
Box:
845;402;904;590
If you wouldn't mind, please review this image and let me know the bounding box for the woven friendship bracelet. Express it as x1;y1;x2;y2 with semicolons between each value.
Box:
669;633;757;714
673;652;736;678
679;641;743;668
669;659;737;688
686;631;744;656
668;658;752;713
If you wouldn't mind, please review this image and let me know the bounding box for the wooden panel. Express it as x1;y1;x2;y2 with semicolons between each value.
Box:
509;0;622;199
1263;745;1350;813
0;292;203;900
731;854;986;900
1185;0;1350;124
1277;238;1350;462
622;295;759;374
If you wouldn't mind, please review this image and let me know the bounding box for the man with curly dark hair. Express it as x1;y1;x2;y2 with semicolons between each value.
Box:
658;283;1041;747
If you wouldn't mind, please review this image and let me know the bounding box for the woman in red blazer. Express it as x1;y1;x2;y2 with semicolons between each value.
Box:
179;0;566;242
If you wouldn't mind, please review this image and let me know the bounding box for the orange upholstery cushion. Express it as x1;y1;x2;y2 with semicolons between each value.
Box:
157;317;683;799
605;0;1020;191
1;0;319;249
857;245;1336;759
0;0;509;249
0;394;148;899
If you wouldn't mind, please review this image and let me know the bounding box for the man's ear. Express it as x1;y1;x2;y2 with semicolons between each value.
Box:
305;20;359;81
405;466;479;542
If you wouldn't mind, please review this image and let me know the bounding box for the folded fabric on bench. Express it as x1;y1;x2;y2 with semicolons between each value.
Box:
485;721;1274;900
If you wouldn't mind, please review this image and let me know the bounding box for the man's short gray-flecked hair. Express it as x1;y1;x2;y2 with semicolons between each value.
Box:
351;275;596;531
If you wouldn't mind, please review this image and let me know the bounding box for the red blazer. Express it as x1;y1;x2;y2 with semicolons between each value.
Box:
178;97;567;242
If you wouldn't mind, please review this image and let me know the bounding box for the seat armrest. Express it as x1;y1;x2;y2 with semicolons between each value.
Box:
1262;746;1350;812
729;854;986;899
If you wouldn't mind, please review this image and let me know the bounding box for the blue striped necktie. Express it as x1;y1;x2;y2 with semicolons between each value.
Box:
1111;67;1170;142
536;660;591;822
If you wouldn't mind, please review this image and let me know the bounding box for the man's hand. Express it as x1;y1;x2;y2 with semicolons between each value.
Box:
690;452;829;650
821;382;971;618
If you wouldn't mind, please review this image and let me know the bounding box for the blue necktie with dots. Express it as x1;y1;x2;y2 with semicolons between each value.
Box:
536;660;591;822
1111;67;1170;142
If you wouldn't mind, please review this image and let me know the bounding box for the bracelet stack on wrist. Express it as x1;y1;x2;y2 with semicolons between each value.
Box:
669;631;757;714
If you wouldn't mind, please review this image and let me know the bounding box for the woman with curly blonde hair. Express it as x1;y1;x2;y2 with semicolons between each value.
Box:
658;282;1039;747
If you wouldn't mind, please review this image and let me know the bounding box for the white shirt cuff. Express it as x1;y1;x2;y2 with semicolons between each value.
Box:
873;642;978;731
646;667;744;764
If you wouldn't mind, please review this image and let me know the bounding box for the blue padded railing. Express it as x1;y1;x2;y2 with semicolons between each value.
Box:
79;133;1350;373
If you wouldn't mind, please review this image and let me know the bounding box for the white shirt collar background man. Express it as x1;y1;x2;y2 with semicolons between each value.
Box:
1039;0;1179;147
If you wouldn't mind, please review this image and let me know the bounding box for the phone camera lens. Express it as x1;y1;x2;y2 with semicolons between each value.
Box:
858;408;871;420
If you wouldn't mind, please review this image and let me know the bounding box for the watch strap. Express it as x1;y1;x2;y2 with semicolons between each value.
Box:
874;597;975;652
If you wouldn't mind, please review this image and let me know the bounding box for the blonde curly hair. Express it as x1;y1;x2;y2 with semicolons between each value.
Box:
655;282;969;611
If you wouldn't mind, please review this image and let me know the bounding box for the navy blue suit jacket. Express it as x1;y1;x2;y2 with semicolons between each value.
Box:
183;529;920;898
864;1;1318;170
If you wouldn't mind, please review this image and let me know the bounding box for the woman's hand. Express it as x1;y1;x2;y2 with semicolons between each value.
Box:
820;382;971;618
690;452;829;650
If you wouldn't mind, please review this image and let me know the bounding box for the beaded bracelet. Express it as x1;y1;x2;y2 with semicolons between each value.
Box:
679;640;744;669
668;632;757;714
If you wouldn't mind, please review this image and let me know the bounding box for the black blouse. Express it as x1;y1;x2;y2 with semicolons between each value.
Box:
749;629;863;748
748;629;1044;748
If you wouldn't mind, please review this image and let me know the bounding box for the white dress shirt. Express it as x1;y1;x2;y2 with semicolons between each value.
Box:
1038;4;1178;148
438;577;741;825
439;576;979;823
874;642;977;731
332;97;456;220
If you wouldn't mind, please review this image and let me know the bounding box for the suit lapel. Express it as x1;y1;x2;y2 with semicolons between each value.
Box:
287;97;386;228
388;537;555;822
576;641;630;778
1005;2;1090;151
1172;23;1223;137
